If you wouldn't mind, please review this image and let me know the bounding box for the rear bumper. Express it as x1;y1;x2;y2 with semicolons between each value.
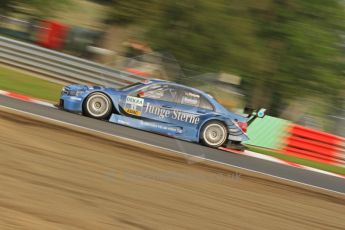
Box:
227;125;249;142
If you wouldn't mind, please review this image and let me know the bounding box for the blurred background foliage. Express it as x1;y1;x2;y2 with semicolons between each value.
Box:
1;0;70;17
99;0;344;113
1;0;344;133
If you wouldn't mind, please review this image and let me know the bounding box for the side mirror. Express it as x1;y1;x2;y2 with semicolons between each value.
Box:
256;108;266;118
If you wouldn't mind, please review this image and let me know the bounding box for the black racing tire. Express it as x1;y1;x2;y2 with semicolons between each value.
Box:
83;92;112;120
200;120;228;148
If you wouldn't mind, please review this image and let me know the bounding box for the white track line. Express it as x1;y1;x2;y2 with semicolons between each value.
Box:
243;150;345;179
0;90;55;107
1;104;344;196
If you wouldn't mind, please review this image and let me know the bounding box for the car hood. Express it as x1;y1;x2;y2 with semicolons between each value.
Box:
64;84;120;93
64;84;89;91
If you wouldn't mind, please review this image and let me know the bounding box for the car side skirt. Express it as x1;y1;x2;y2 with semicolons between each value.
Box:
109;114;199;142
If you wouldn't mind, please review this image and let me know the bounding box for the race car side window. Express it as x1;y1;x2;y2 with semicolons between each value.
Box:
179;89;201;107
136;84;178;103
178;88;214;111
199;96;214;111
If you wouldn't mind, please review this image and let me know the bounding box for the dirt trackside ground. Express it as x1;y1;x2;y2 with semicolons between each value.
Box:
0;111;344;230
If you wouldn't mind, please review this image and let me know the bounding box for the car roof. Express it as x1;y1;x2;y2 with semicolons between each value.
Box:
148;79;212;98
136;79;231;114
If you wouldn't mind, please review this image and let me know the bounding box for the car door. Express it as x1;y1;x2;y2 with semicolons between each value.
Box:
140;83;179;124
119;83;179;124
172;88;215;138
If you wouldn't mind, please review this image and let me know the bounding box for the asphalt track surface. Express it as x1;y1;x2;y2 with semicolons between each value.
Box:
1;95;345;194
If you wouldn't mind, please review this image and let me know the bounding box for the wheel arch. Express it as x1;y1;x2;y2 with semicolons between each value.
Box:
197;117;229;142
82;91;118;115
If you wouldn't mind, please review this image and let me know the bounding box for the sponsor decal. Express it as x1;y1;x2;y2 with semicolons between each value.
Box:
124;96;144;116
124;108;141;116
140;121;183;133
126;96;144;106
144;102;200;124
181;96;198;106
181;91;200;106
123;96;200;124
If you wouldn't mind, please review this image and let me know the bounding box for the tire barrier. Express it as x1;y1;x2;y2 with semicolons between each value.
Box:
281;124;345;166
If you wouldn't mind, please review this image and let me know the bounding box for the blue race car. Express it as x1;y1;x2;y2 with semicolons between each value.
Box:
59;79;265;149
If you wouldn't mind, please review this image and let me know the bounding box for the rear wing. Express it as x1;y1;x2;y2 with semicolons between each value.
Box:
244;107;267;126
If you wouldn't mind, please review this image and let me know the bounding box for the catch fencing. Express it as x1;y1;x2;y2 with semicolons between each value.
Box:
246;117;345;167
0;36;146;88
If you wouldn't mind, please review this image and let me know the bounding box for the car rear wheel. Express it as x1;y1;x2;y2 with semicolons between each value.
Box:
84;93;112;119
201;121;228;148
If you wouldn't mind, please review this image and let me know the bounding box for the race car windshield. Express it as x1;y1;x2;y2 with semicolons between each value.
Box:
118;82;143;91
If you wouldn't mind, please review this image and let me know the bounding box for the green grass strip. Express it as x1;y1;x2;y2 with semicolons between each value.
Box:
248;146;345;175
0;66;63;102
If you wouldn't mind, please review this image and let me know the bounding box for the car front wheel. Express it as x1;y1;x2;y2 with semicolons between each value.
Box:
201;121;228;148
83;92;112;119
